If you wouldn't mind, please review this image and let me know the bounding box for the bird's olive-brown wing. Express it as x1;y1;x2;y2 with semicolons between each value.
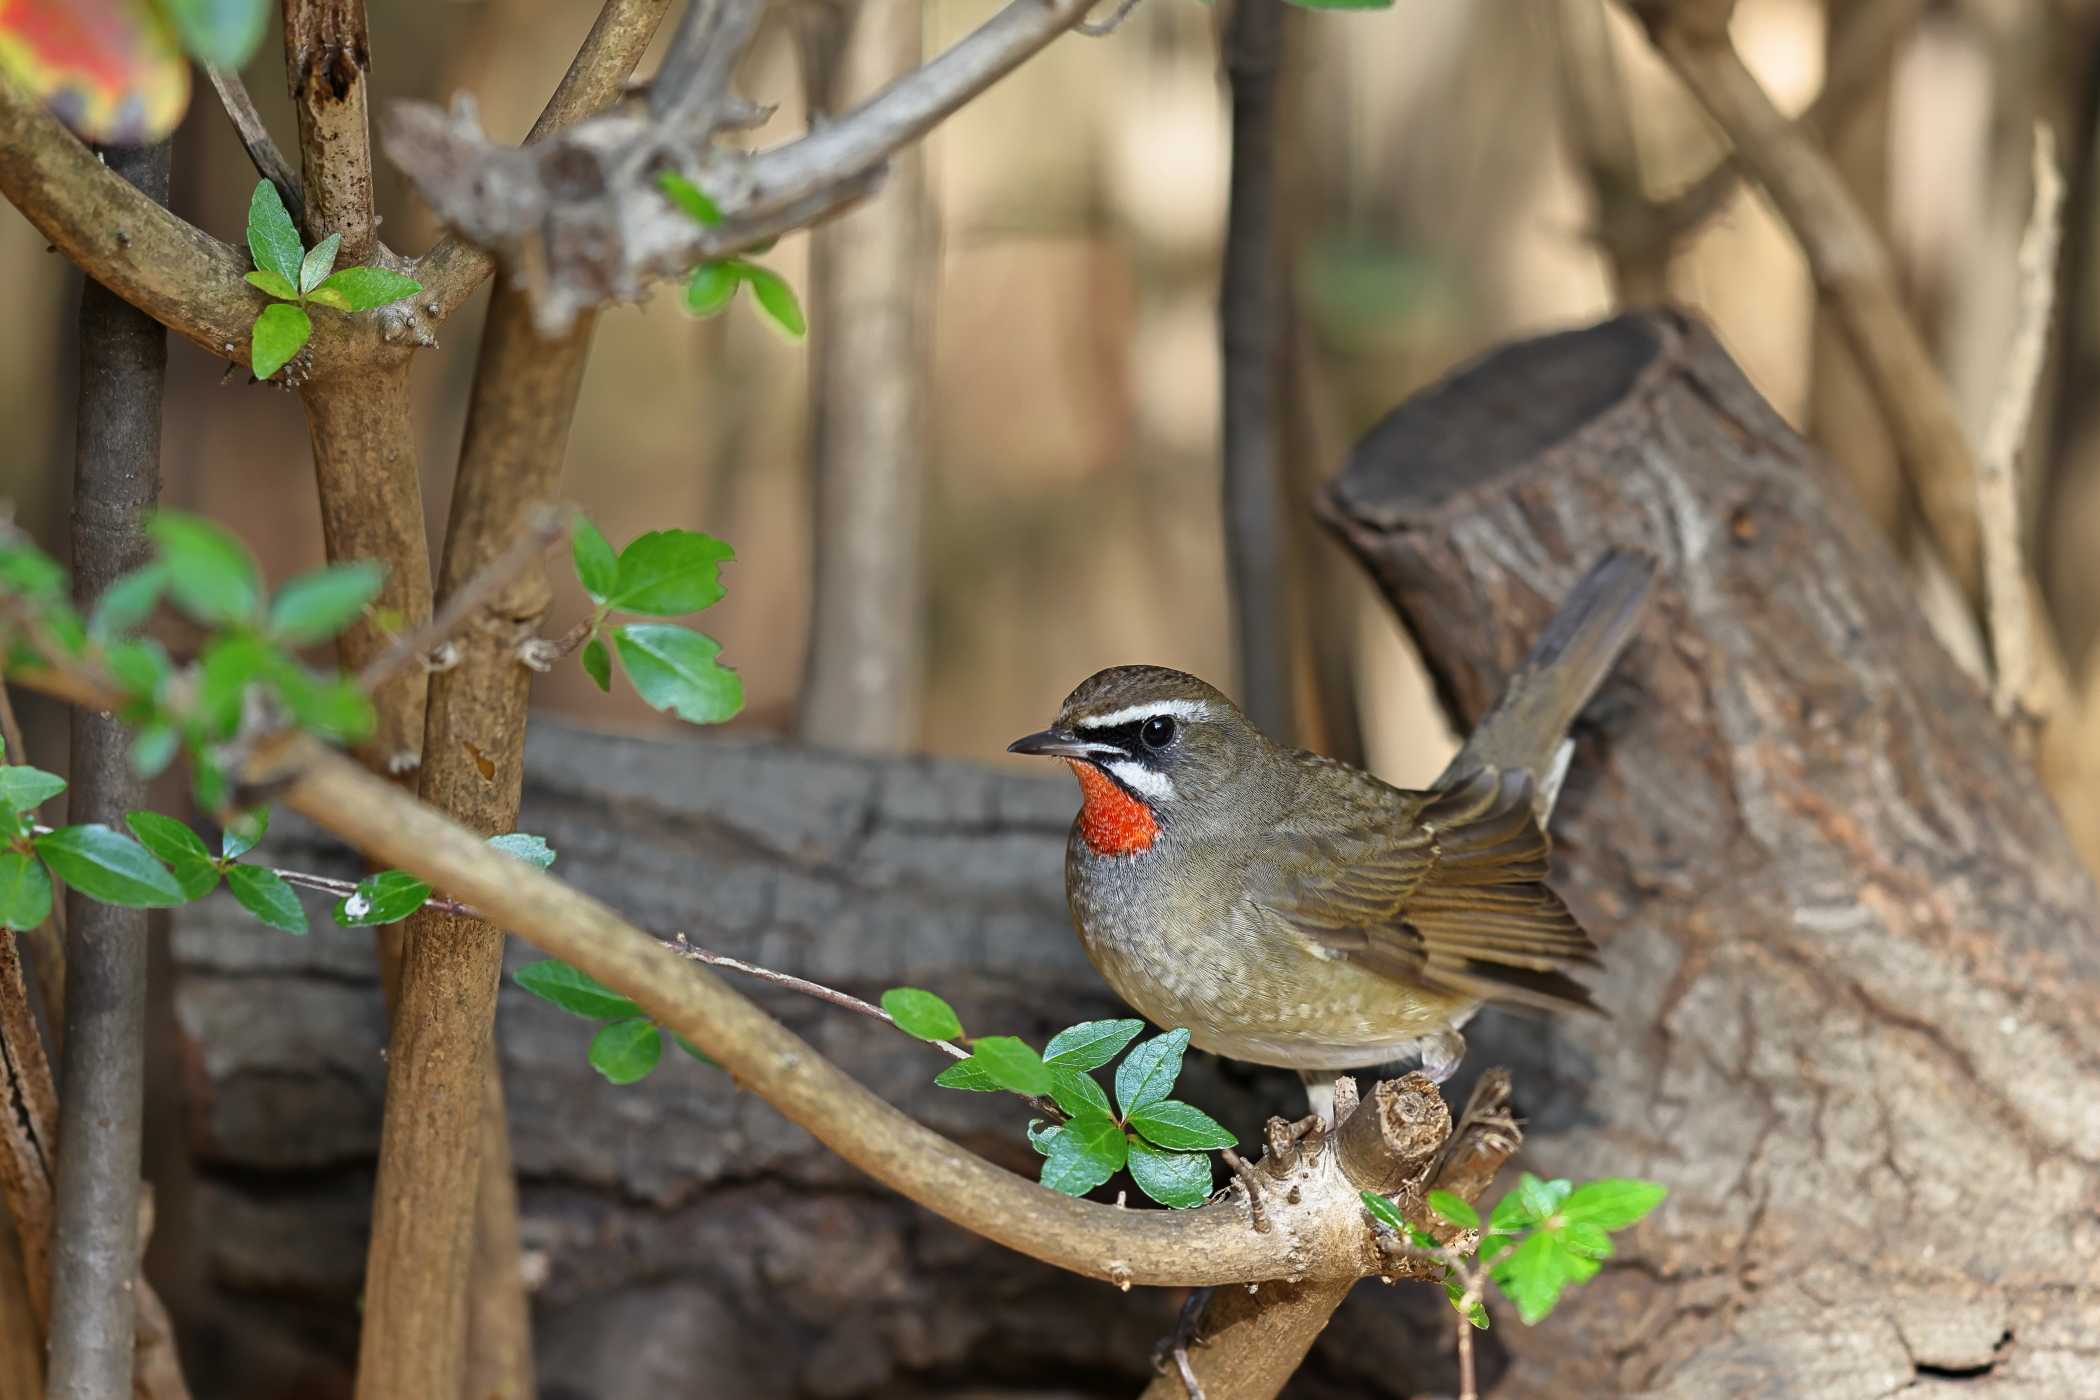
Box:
1251;764;1601;1015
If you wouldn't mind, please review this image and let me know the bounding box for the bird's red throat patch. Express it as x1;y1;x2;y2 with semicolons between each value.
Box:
1067;760;1159;856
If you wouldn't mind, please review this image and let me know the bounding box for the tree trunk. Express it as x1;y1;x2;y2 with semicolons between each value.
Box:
1322;308;2100;1397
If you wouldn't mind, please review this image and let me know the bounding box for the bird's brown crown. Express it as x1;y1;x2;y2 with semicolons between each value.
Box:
1053;666;1239;729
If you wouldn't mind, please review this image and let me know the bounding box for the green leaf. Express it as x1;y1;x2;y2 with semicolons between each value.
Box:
0;852;52;931
124;812;220;901
165;0;270;70
149;512;263;626
1127;1099;1235;1151
739;263;806;339
1026;1119;1060;1156
580;637;612;692
879;987;963;1041
571;514;618;602
331;870;432;927
1560;1221;1613;1261
684;262;738;318
1360;1190;1408;1234
1491;1173;1571;1235
1557;1179;1667;1232
130;723;178;778
1042;1018;1146;1071
251;302;312;380
933;1057;1000;1091
0;766;66;813
1127;1136;1213;1208
246;178;304;287
274;667;376;743
1114;1027;1189;1118
88;563;169;639
657;170;723;226
267;560;384;644
611;624;743;725
226;863;307;933
589;1018;663;1084
1428;1189;1481;1232
1048;1065;1113;1121
34;824;187;907
243;269;299;302
1039;1112;1125;1196
488;832;556;870
221;807;267;860
105;638;171;701
311;266;422;313
514;960;641;1021
300;232;342;294
608;530;734;615
673;1034;716;1066
1490;1230;1595;1325
194;633;273;734
0;542;65;601
1443;1278;1490;1329
967;1035;1050;1097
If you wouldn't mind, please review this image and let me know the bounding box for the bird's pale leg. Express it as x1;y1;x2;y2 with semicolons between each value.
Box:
1418;1029;1467;1085
1297;1069;1337;1125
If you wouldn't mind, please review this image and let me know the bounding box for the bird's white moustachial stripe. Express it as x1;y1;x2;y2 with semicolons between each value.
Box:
1104;760;1176;801
1074;699;1214;729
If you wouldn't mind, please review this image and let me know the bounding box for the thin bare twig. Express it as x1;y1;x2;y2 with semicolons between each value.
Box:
1977;125;2065;740
651;0;768;131
356;504;568;693
204;65;304;223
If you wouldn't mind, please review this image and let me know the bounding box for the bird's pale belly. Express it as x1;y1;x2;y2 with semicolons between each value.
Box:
1067;846;1477;1072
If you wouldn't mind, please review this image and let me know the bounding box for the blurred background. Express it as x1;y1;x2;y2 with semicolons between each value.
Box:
9;0;2088;790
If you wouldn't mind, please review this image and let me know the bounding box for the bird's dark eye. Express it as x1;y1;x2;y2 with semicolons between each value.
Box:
1140;716;1176;750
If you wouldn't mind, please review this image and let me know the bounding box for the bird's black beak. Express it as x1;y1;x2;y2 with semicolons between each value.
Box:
1007;728;1119;761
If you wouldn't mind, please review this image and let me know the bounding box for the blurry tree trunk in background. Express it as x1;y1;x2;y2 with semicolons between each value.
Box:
51;140;168;1400
797;0;930;754
1220;0;1296;741
1808;0;1904;543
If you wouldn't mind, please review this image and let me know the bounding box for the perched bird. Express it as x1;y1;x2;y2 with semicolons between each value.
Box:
1008;552;1652;1115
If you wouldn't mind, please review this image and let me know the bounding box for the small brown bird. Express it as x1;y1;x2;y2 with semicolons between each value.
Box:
1008;552;1652;1112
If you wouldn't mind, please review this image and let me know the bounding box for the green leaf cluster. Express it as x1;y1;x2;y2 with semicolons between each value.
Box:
911;994;1233;1210
657;172;807;340
513;956;711;1085
244;180;423;379
568;515;742;726
1362;1172;1667;1330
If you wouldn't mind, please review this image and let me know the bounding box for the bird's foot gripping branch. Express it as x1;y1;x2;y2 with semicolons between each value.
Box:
0;514;1661;1395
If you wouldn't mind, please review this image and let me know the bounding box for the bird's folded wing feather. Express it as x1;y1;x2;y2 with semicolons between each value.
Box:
1251;764;1601;1015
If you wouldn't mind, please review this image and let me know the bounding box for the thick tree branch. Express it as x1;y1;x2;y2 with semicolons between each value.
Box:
354;293;594;1400
0;71;375;374
282;0;379;261
386;0;1099;334
48;138;189;1400
1219;0;1294;739
797;0;931;752
414;0;678;319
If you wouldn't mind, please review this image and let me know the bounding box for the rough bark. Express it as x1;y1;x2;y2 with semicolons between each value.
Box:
1323;309;2100;1397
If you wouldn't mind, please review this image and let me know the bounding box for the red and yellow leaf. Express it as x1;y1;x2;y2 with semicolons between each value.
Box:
0;0;189;145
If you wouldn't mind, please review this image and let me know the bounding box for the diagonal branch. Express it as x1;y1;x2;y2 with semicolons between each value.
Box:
387;0;1099;334
652;0;768;131
206;64;305;224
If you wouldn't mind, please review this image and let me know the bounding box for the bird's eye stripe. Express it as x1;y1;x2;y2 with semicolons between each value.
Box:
1073;700;1213;729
